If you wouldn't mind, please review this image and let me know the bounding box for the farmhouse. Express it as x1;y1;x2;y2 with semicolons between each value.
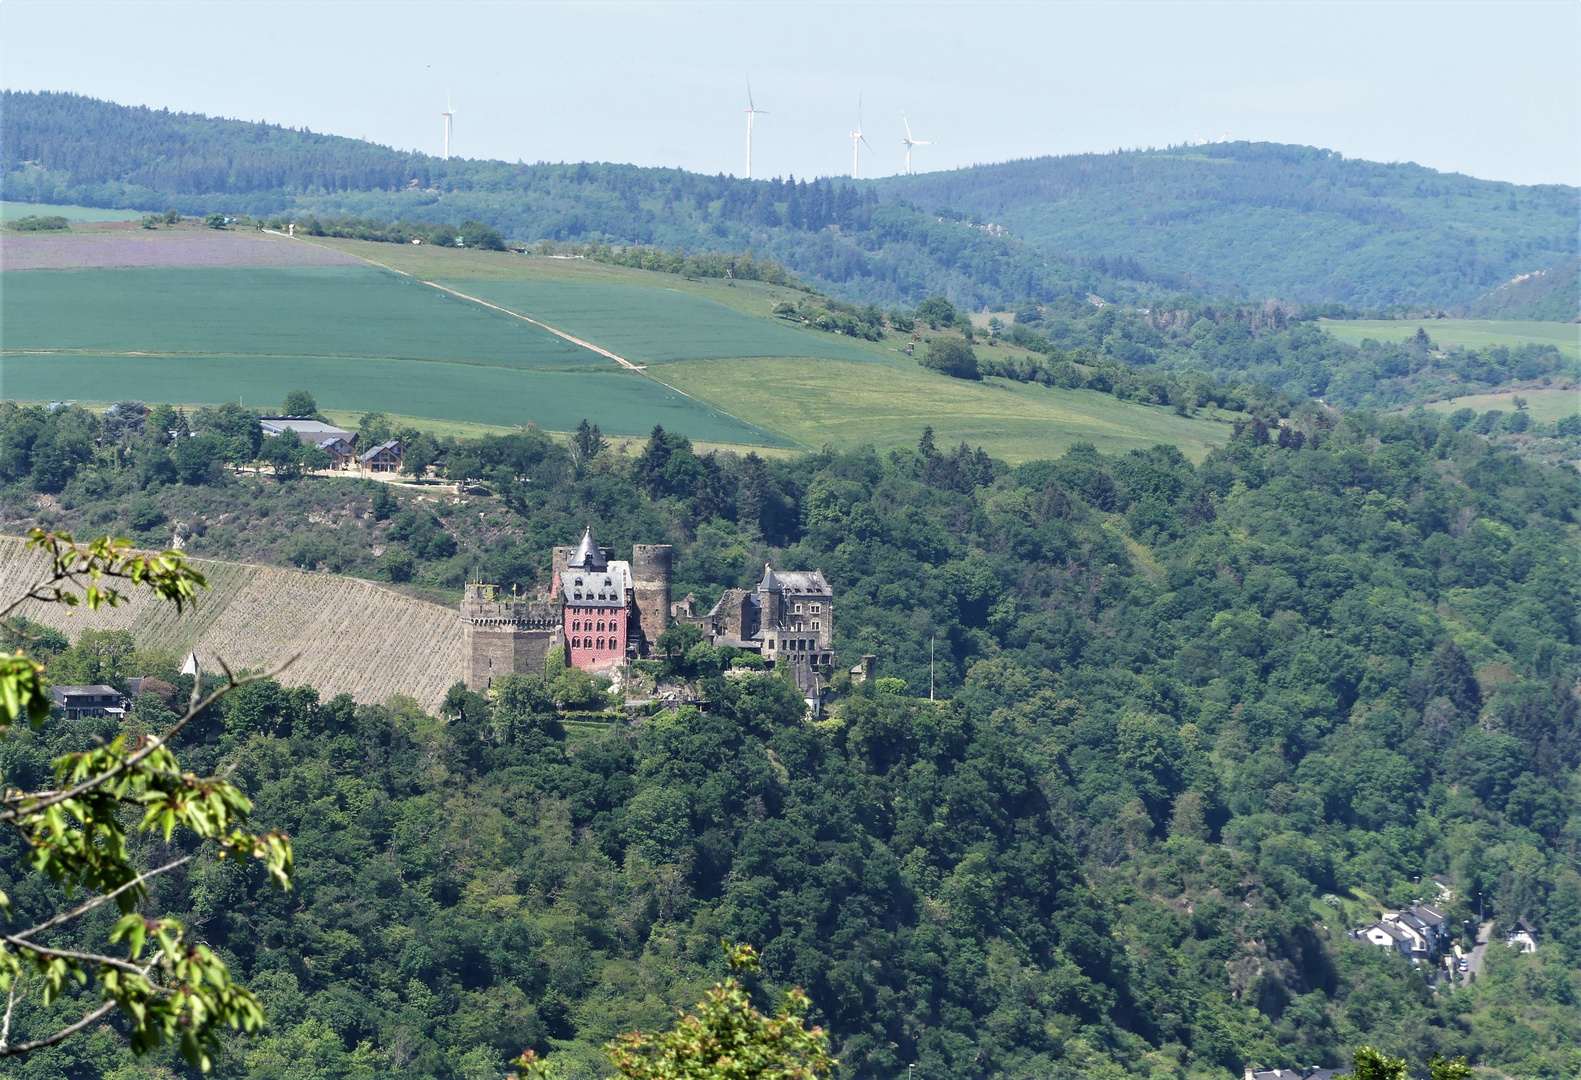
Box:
49;685;127;720
259;418;355;444
317;436;357;470
359;440;403;473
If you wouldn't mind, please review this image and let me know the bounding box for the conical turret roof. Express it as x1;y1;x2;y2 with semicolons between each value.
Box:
568;526;606;570
759;563;781;591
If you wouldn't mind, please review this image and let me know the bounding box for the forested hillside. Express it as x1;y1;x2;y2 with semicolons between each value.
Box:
1;402;1578;1079
876;146;1578;309
6;91;1575;311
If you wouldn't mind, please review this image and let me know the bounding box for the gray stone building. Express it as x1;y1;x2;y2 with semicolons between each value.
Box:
461;529;837;699
462;527;673;688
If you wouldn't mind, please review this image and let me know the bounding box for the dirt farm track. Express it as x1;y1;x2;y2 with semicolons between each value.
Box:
0;536;463;712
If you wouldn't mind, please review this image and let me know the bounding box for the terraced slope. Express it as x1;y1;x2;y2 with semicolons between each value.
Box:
0;537;462;711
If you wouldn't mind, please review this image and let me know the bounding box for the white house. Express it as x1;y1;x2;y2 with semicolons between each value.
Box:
1506;918;1539;953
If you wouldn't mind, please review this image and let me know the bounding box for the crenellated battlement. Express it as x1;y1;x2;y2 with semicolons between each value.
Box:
461;582;563;689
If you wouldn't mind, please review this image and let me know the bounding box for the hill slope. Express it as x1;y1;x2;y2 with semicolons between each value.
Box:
6;91;1574;310
1458;257;1580;321
876;145;1579;308
0;536;462;710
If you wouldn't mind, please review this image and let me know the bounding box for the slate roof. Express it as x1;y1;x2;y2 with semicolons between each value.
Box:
358;440;402;463
560;564;630;609
775;570;830;594
568;527;606;571
49;684;122;699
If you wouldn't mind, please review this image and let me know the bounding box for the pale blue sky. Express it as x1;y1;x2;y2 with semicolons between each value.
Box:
3;0;1577;187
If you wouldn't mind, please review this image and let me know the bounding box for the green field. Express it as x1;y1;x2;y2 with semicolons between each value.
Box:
2;266;601;368
0;352;789;445
434;279;875;365
2;201;144;222
309;236;866;328
660;356;1236;463
3;236;1244;459
1416;387;1580;424
1320;318;1580;361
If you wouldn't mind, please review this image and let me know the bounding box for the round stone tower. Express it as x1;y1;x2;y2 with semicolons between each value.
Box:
630;544;672;656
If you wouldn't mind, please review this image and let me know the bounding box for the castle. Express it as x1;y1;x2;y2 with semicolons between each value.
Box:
461;526;833;692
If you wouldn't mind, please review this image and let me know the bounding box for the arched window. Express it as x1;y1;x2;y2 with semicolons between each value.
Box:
597;637;605;650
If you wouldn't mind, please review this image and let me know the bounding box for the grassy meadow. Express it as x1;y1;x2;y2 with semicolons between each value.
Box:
659;356;1236;462
1415;386;1580;424
1320;318;1580;361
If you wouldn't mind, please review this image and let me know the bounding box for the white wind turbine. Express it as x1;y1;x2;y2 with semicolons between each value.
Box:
848;98;875;178
744;78;768;179
900;112;934;175
441;94;457;161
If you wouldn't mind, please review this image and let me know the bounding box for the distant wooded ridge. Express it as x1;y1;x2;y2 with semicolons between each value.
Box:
3;90;1577;311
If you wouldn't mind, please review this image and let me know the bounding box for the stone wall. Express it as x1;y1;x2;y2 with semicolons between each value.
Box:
461;584;561;689
631;544;672;655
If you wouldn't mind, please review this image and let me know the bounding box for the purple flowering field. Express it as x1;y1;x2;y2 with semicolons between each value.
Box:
1;227;364;271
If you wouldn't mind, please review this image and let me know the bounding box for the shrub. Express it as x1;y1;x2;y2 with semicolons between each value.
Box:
381;549;416;582
9;215;69;231
921;338;981;380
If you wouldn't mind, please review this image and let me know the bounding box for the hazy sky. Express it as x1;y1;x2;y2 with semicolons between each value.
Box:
3;1;1578;187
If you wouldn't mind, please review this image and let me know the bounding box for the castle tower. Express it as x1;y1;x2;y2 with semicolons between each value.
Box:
630;544;672;656
461;582;562;689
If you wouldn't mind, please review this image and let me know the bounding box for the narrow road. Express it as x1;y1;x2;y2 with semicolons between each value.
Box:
418;279;644;371
1463;920;1494;982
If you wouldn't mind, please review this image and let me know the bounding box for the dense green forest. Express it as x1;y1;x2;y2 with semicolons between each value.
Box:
1;395;1578;1079
875;146;1579;310
6;92;1575;311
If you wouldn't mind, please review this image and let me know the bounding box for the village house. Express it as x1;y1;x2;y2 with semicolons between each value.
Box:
49;685;127;721
1353;902;1454;960
1506;918;1539;953
359;440;403;473
316;436;357;470
1245;1069;1351;1080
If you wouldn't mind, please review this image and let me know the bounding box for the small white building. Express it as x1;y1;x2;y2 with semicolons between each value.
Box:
1506;918;1539;953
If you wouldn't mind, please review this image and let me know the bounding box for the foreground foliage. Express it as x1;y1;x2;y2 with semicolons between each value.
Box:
0;531;292;1068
